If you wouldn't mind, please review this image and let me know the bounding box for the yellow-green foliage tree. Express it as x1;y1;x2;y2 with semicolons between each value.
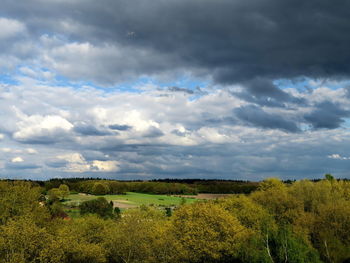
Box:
54;216;109;263
48;188;62;202
0;181;49;224
104;207;173;263
170;202;249;263
58;184;70;200
218;195;278;262
313;200;350;263
252;178;304;224
0;216;53;263
48;184;70;202
92;183;110;195
287;178;350;263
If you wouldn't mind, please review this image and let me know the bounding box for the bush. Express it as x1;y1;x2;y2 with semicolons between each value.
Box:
58;184;70;200
79;197;113;219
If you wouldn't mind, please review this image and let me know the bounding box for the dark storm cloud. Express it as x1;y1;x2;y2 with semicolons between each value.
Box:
73;122;113;136
108;124;132;131
232;78;307;108
235;105;300;132
2;0;350;85
304;101;350;129
245;78;295;101
143;126;164;138
167;87;194;94
233;91;286;108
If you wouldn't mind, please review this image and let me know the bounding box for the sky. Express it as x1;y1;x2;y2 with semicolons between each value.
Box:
1;0;350;180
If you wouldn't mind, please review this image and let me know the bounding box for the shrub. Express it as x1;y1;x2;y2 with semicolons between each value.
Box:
79;197;113;219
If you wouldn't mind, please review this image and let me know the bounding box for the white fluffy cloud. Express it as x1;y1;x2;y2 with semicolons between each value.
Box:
56;153;120;173
13;114;73;143
328;154;350;160
92;160;120;172
56;153;90;173
11;157;24;163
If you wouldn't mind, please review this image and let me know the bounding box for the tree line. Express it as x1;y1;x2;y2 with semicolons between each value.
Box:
40;178;259;195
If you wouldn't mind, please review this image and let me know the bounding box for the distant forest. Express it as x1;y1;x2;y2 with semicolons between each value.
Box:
5;178;261;195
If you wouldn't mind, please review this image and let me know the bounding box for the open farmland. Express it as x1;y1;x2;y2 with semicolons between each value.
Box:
62;192;198;218
63;192;198;208
61;192;238;218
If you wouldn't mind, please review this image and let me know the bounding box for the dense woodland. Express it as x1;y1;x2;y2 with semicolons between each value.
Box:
41;178;259;195
0;176;349;263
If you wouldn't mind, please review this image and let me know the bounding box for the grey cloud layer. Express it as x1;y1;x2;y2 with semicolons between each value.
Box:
234;105;300;133
1;0;350;85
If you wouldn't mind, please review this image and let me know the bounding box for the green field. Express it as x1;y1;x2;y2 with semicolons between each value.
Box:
62;192;198;218
63;192;198;207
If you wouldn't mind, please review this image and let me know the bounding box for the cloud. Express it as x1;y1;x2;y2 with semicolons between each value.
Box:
11;156;24;163
142;126;164;138
1;78;350;179
13;114;73;144
328;154;350;160
196;127;231;144
1;0;350;181
108;124;132;131
40;40;177;84
54;152;120;173
1;0;350;86
91;160;119;172
0;147;37;154
0;18;25;40
45;158;69;168
244;78;297;102
73;122;112;136
304;101;350;129
232;78;306;108
234;105;300;133
167;86;194;94
6;162;41;170
26;148;38;154
55;153;91;173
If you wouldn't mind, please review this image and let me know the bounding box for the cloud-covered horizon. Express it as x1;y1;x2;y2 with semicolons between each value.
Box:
1;76;350;180
1;0;350;180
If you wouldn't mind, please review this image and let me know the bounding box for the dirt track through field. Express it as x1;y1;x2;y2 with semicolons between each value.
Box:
172;194;233;199
112;201;137;208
